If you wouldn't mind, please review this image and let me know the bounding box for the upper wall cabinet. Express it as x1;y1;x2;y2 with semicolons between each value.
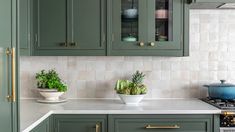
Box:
108;0;188;56
33;0;106;56
20;0;189;56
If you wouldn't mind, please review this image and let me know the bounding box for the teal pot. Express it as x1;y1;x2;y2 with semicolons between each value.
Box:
203;80;235;100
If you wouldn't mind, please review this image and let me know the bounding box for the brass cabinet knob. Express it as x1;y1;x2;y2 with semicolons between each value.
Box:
149;42;155;47
139;42;145;47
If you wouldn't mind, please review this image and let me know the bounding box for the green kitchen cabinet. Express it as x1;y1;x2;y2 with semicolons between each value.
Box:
0;0;19;132
33;0;106;56
108;0;189;56
108;115;217;132
30;118;50;132
53;114;107;132
19;0;33;56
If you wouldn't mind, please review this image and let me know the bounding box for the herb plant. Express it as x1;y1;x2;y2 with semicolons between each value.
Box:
35;69;68;92
115;71;147;95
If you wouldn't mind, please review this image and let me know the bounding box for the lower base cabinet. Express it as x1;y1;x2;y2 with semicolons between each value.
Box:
53;115;107;132
108;115;218;132
30;114;219;132
30;117;50;132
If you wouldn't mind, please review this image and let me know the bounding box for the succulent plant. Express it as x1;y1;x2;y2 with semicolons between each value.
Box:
115;71;147;95
132;71;145;85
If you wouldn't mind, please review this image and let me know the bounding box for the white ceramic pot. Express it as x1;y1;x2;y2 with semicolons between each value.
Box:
38;89;64;101
118;94;145;105
123;9;138;18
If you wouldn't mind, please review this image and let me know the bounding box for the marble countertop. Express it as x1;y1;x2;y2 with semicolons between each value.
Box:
20;99;221;132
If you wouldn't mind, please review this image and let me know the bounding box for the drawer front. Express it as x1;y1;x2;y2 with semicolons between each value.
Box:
54;114;107;132
109;115;213;132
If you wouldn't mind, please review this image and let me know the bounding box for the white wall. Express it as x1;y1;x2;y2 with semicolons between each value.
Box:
20;10;235;99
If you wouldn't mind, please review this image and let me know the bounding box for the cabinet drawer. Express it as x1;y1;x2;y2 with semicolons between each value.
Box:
109;115;213;132
53;114;107;132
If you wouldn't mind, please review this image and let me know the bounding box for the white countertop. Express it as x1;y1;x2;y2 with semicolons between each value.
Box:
20;99;221;132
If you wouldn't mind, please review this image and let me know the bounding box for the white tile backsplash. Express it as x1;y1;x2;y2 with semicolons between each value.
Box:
20;10;235;99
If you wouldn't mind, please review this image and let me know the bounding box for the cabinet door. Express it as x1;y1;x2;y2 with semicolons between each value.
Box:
54;115;107;132
147;0;182;50
0;0;18;132
109;0;186;56
19;0;31;56
69;0;106;50
30;118;50;132
33;0;67;49
108;115;214;132
111;0;148;50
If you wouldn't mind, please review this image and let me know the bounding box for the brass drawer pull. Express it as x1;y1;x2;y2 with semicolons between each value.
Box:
145;125;180;129
95;123;100;132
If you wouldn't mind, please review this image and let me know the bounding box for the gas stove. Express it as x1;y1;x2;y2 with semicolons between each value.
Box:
202;98;235;110
202;98;235;132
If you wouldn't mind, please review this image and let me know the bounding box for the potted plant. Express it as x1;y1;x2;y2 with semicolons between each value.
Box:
35;69;68;101
115;71;147;105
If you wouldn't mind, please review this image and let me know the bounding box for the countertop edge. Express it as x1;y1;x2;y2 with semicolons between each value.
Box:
22;111;52;132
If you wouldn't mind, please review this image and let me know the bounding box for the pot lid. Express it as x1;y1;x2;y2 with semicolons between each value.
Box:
206;80;235;87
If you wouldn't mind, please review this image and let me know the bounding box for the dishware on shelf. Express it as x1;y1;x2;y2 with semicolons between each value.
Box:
123;8;138;19
158;35;168;41
122;36;137;42
155;9;168;19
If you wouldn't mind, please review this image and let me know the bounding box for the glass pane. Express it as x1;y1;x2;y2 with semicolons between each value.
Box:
155;0;173;41
121;0;138;42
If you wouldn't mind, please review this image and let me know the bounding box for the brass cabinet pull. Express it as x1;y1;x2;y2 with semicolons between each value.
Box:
149;42;155;47
11;48;16;102
139;42;145;47
95;123;100;132
59;42;68;47
145;125;180;129
69;42;77;47
5;48;16;102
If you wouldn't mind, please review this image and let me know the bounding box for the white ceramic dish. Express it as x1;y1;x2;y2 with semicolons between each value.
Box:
123;9;138;18
38;89;64;101
37;98;67;104
118;94;145;105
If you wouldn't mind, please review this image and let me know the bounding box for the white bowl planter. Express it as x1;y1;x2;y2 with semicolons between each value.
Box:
38;89;64;101
118;94;145;105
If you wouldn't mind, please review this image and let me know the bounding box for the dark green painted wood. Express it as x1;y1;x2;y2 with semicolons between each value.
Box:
184;0;190;56
19;0;32;56
111;0;148;50
30;118;50;132
68;0;106;50
0;0;18;132
148;0;182;50
109;0;188;56
53;114;107;132
213;115;220;132
108;115;214;132
33;0;106;56
33;0;67;49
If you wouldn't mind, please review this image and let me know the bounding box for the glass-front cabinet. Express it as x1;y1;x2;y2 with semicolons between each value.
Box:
110;0;186;56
